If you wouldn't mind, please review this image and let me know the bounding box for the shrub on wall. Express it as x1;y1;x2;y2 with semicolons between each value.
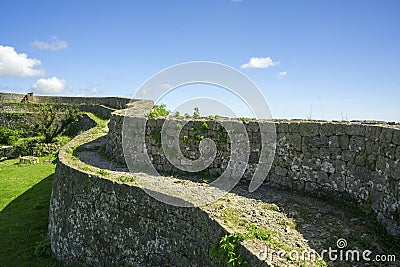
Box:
0;126;20;145
34;106;82;143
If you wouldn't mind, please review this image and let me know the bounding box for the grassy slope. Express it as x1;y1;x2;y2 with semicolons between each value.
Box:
0;157;61;266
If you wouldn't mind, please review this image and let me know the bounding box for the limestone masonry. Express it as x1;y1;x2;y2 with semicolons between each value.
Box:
2;93;399;266
106;100;400;239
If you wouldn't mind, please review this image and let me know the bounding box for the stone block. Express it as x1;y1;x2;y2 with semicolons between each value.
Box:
328;136;339;148
338;135;350;150
396;146;400;161
333;160;346;173
366;125;382;141
286;133;302;151
333;123;346;135
391;162;400;180
330;173;346;192
287;122;300;133
275;166;288;177
341;150;355;162
349;136;366;151
380;127;394;143
319;148;331;159
321;160;335;173
366;140;380;155
299;122;320;136
392;129;400;145
366;154;377;169
346;123;366;136
319;122;335;136
275;121;288;133
314;170;329;184
379;142;396;159
19;156;39;164
354;153;367;167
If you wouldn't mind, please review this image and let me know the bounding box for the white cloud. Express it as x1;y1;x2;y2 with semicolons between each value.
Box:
0;45;45;77
278;71;287;79
31;76;71;95
31;36;68;51
241;57;276;69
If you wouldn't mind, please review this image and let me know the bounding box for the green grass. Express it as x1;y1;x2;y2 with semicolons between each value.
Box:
0;156;61;266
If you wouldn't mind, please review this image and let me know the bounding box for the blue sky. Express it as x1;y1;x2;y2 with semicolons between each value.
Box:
0;0;399;121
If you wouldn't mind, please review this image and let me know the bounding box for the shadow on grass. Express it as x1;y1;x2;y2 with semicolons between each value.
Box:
0;174;61;267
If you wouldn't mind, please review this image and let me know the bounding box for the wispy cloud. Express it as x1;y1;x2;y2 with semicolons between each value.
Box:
160;83;173;90
31;36;68;51
278;71;287;79
241;57;276;69
76;87;102;97
31;76;71;95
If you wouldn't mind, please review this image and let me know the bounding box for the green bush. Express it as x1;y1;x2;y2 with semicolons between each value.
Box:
147;104;170;118
0;126;20;145
34;106;82;143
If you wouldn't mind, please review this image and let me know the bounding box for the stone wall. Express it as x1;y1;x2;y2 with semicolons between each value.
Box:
0;102;115;120
49;126;264;267
106;102;400;238
0;92;132;109
0;92;24;103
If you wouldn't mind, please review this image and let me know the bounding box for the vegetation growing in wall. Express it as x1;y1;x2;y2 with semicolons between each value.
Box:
150;128;162;144
193;107;200;119
210;232;248;266
0;127;21;145
146;104;170;118
34;105;82;143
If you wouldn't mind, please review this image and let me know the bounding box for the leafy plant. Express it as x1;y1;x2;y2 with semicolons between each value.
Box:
97;169;109;176
147;104;170;118
193;107;200;119
208;115;221;121
150;128;162;144
0;127;20;145
195;134;204;141
200;121;209;132
34;106;82;143
183;135;189;143
210;232;248;267
245;223;271;241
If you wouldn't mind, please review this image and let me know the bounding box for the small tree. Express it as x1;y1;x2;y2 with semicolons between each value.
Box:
35;105;81;143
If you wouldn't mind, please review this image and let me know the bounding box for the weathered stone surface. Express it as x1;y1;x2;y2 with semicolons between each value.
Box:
318;122;333;136
392;129;400;145
346;123;366;136
19;155;39;164
380;127;394;143
349;136;366;151
338;135;350;150
366;125;382;141
299;122;320;136
50;99;400;266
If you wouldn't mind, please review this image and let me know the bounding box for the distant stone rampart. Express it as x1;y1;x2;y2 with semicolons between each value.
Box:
0;92;131;110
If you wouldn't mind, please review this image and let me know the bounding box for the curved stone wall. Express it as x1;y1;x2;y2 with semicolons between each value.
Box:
106;101;400;238
49;123;264;266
